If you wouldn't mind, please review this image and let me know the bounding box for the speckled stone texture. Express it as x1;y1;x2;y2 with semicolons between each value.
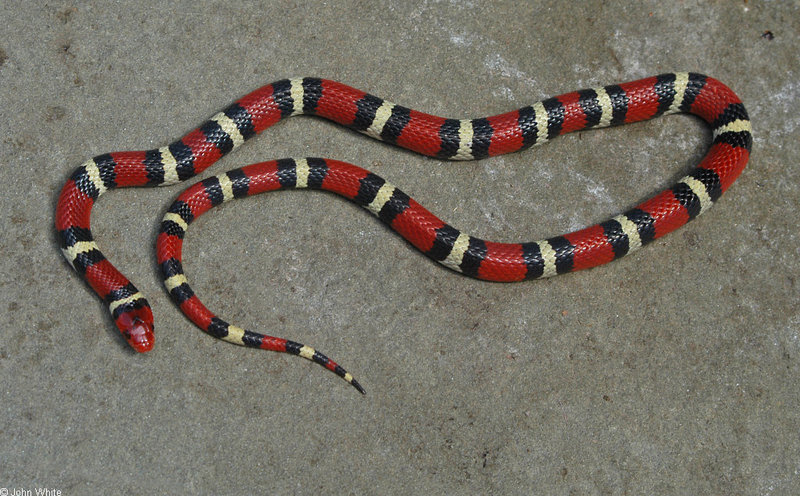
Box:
1;1;798;494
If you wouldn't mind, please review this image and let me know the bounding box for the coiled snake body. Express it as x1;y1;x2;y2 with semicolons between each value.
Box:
56;73;752;393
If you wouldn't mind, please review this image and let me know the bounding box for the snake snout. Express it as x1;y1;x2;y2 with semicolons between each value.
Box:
116;306;155;353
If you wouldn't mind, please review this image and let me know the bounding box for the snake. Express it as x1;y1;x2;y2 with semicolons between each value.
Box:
56;73;752;394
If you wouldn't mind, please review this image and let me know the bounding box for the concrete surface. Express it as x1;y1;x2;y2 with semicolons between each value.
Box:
1;1;798;494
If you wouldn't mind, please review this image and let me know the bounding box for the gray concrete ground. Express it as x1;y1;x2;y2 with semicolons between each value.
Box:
1;1;798;494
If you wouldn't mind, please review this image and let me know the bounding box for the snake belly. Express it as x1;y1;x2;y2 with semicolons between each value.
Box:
56;73;752;393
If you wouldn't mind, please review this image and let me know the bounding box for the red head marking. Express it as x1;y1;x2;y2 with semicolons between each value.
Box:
115;306;155;353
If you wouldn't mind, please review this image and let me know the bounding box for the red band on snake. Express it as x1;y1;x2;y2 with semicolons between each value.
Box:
56;73;752;393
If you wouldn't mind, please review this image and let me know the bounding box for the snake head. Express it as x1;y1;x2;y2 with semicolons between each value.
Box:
115;305;155;353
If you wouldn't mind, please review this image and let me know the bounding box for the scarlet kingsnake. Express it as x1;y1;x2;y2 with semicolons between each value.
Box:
56;73;752;393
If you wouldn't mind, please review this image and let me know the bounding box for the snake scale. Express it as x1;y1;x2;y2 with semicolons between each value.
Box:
56;73;752;393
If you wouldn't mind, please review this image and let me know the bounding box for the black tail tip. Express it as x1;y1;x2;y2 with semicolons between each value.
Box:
351;378;366;395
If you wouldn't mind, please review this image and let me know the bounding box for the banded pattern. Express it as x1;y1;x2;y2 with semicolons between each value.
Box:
57;73;752;392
